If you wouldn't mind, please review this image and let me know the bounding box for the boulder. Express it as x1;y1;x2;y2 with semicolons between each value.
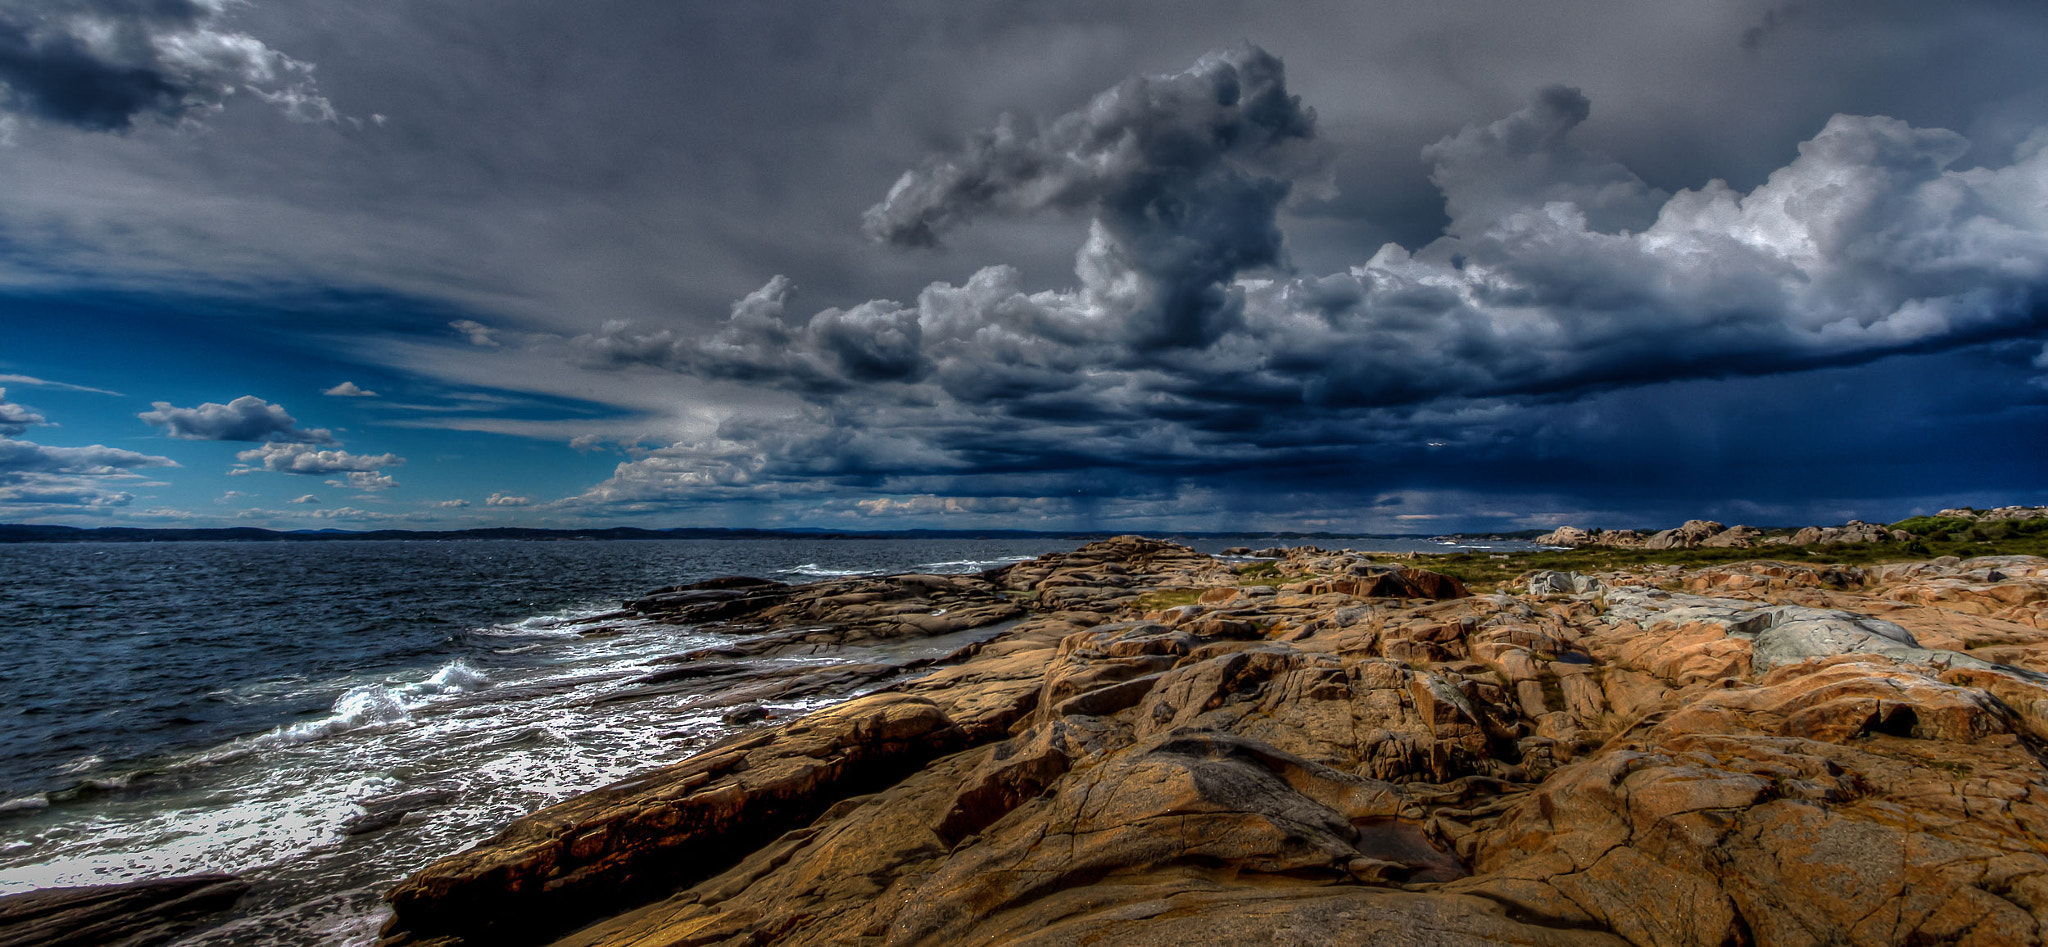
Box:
1594;529;1647;547
1525;571;1602;596
1643;519;1725;550
1302;568;1470;600
1535;526;1591;547
1700;524;1763;548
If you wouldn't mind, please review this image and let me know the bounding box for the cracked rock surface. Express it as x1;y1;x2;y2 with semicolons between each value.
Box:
380;538;2048;947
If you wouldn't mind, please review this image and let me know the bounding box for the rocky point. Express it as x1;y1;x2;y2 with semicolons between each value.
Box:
366;536;2048;947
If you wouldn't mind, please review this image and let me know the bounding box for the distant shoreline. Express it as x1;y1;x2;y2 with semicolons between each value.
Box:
0;523;1552;544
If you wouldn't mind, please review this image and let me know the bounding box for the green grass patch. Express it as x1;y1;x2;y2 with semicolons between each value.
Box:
1888;515;2048;544
1133;588;1205;611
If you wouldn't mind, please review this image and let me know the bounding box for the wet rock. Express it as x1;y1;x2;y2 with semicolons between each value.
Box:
382;694;981;946
346;783;463;836
0;874;249;947
719;703;770;724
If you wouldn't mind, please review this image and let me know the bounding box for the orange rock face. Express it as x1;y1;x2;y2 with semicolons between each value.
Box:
379;542;2048;947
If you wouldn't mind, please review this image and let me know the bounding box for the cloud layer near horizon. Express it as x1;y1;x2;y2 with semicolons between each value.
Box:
565;45;2048;515
0;387;177;513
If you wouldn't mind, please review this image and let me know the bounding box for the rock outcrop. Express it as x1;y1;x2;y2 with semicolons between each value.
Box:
1940;506;2048;521
381;540;2048;947
1644;519;1725;549
1541;516;1920;549
0;874;248;947
1791;519;1909;545
628;572;1024;653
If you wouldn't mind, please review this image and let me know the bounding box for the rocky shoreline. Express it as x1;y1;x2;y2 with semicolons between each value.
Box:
8;534;2048;946
359;535;2048;947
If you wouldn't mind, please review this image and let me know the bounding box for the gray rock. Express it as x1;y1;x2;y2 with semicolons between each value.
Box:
1751;614;1920;669
1603;587;1940;671
1525;571;1603;596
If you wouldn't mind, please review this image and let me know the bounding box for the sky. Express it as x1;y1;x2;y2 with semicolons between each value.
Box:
1;0;2046;534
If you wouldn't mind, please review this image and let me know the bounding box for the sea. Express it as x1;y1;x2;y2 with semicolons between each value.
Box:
0;534;1532;944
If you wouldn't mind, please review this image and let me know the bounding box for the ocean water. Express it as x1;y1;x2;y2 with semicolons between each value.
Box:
0;534;1526;944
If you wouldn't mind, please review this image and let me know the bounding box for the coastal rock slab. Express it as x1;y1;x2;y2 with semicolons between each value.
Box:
382;541;2048;947
0;874;249;947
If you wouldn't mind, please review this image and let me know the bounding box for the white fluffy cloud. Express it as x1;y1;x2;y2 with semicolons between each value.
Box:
235;442;403;474
140;395;334;443
308;506;429;522
0;388;48;435
328;471;398;491
484;492;531;506
324;381;378;397
450;319;499;347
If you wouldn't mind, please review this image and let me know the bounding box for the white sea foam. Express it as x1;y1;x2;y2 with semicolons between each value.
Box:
777;563;881;578
911;555;1036;573
403;660;488;697
266;686;413;746
0;796;49;816
54;755;104;776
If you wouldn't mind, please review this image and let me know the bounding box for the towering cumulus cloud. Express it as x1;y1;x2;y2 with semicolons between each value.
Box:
0;0;330;131
863;43;1316;350
572;45;2048;511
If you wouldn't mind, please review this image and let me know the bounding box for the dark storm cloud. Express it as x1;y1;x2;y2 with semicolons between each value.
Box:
1421;85;1667;237
139;395;335;442
11;2;2048;527
0;0;328;131
577;277;926;393
583;44;1318;379
567;45;2048;517
864;43;1316;350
